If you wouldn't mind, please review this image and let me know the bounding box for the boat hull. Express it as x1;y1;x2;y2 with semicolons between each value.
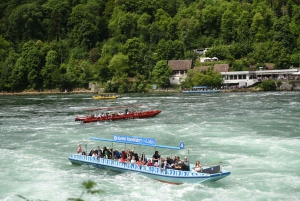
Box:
75;110;162;123
68;154;230;184
92;96;117;100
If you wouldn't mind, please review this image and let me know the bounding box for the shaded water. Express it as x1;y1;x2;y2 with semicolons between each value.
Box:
0;92;299;201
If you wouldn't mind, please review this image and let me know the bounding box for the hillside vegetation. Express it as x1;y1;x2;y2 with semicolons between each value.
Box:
0;0;299;92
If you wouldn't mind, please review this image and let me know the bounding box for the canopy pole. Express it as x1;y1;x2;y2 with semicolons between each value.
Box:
112;142;114;159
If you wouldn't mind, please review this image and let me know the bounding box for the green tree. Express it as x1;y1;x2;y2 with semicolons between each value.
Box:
9;57;27;91
177;17;199;50
137;13;152;41
41;50;59;89
108;53;129;78
151;9;172;41
190;68;222;87
6;3;45;42
152;60;172;88
1;50;19;91
236;10;252;43
221;9;236;43
68;4;99;49
92;54;113;83
130;73;148;92
206;45;232;61
42;0;71;41
273;15;295;51
123;38;147;76
249;41;272;63
200;4;222;38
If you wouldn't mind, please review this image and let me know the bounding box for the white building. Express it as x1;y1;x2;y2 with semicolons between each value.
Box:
194;48;211;56
168;60;193;85
221;69;299;87
200;57;218;62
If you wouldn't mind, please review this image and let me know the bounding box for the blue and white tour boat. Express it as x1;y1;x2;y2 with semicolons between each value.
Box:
68;135;230;184
182;86;220;94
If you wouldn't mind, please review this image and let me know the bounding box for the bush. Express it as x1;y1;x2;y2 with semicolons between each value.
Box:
260;80;276;91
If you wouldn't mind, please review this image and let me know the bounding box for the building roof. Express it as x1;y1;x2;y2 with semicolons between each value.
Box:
168;60;193;70
265;63;275;70
250;63;275;71
214;64;229;72
193;64;229;73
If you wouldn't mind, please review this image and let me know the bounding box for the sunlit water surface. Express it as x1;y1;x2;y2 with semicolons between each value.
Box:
0;92;299;201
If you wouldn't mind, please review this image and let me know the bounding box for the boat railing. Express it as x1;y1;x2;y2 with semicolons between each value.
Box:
69;154;209;177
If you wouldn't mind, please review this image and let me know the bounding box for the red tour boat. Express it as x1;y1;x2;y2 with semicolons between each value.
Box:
75;105;162;123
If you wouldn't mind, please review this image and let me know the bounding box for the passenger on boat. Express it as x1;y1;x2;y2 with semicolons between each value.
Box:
136;158;142;166
113;149;121;159
152;151;160;165
160;158;166;168
130;156;136;164
77;144;82;153
181;157;190;171
133;153;139;161
154;162;159;167
82;151;86;155
126;149;131;162
166;156;174;165
92;151;98;158
141;153;147;165
170;156;178;168
88;149;94;156
120;149;127;162
146;159;152;166
127;146;135;162
162;160;171;169
194;161;202;172
173;156;184;170
102;146;107;156
95;146;103;158
105;147;112;159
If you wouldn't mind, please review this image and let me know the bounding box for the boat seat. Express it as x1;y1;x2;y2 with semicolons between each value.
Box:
201;165;221;174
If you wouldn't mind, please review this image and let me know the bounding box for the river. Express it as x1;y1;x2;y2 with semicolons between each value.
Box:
0;92;299;201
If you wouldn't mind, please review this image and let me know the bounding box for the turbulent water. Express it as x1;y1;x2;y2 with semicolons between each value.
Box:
0;92;299;201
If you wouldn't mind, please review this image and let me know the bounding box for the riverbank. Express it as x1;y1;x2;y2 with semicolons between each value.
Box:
1;86;296;96
0;89;93;96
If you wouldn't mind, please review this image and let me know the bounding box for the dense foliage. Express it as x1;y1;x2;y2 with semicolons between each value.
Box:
260;79;277;90
0;0;300;92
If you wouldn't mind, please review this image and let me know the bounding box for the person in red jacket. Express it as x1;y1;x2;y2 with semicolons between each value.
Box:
77;144;82;153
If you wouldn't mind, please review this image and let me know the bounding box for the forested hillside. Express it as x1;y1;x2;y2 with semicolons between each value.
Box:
0;0;299;92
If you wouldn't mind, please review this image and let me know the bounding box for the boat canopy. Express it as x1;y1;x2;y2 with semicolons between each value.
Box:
87;104;142;111
193;86;207;89
90;135;184;150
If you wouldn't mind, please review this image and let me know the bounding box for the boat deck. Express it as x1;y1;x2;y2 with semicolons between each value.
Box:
69;154;230;184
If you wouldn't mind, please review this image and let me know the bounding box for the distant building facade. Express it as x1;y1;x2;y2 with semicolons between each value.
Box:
194;48;211;56
168;60;299;87
168;60;193;85
221;69;298;87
